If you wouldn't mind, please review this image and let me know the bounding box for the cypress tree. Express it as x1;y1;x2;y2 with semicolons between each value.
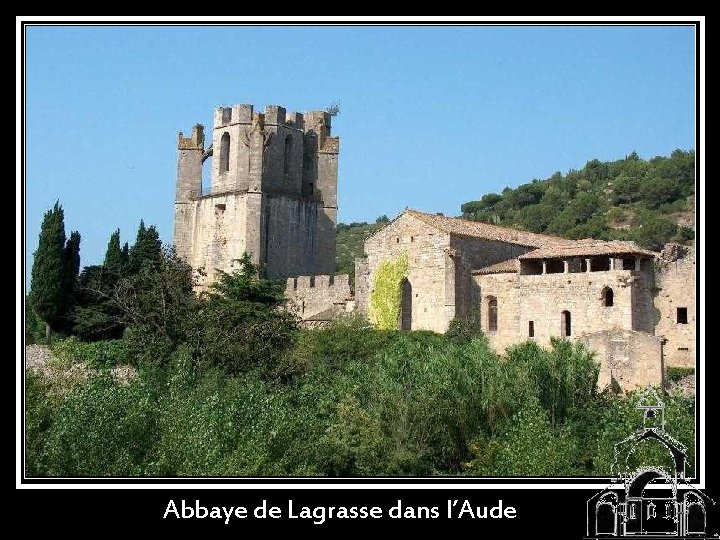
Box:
103;229;124;274
128;220;162;273
63;230;81;303
121;242;129;267
30;202;67;340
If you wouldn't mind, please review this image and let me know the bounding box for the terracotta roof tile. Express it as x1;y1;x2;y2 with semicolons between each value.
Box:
406;209;567;248
518;239;656;260
472;259;519;275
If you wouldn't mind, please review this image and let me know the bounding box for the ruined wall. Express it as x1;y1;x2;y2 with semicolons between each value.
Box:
475;269;641;353
579;330;663;391
654;244;696;367
285;274;352;319
362;213;451;333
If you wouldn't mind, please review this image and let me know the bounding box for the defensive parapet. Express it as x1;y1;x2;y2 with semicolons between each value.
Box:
285;274;352;320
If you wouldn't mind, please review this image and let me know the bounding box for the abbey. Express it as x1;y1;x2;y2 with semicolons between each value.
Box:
174;102;695;390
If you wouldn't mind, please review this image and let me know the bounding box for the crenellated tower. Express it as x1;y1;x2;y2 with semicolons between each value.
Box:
173;104;339;286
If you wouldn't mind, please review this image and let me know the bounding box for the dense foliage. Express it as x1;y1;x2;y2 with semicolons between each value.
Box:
335;219;383;280
459;150;695;250
26;320;694;477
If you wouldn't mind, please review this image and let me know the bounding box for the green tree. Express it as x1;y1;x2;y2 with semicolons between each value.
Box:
128;220;162;274
191;253;297;376
632;213;677;250
103;229;124;274
30;202;79;340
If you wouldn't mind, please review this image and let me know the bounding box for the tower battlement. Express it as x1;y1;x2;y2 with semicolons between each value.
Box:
173;101;339;285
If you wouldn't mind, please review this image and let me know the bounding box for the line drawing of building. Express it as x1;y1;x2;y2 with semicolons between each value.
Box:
586;388;713;539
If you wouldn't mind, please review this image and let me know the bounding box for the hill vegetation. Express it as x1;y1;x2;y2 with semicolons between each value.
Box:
334;150;695;270
459;149;695;250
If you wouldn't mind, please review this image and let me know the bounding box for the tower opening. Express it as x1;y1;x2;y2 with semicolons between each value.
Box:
284;135;293;176
219;132;230;173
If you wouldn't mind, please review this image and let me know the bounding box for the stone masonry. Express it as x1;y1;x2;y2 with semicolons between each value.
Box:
173;104;338;287
355;209;696;390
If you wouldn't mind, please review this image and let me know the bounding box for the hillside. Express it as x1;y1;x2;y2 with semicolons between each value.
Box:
459;150;695;250
335;150;695;276
335;219;385;279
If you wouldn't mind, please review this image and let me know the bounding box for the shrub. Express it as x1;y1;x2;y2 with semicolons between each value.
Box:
50;336;131;369
666;366;694;383
37;373;157;476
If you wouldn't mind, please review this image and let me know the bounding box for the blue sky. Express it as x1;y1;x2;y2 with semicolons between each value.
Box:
25;24;696;270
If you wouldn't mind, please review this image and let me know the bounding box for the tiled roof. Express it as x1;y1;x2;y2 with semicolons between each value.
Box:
518;239;656;260
472;259;519;275
405;209;567;247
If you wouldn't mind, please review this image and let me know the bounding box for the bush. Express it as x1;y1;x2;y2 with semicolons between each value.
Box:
36;373;158;476
50;336;131;369
506;339;599;427
666;366;694;382
464;398;579;476
446;313;484;344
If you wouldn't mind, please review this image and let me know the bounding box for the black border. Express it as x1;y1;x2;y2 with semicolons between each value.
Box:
19;18;703;487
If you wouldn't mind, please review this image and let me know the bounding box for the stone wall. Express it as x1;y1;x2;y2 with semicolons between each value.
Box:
173;103;338;287
451;236;536;321
579;330;663;391
654;244;695;367
285;274;352;319
361;213;451;333
474;268;646;353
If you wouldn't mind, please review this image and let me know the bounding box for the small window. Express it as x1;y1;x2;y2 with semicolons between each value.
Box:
677;307;688;324
410;236;415;242
678;347;689;351
561;310;571;337
487;296;498;332
528;321;535;338
602;287;614;307
396;237;400;243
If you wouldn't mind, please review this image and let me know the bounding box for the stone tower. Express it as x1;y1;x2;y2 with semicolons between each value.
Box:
173;104;339;285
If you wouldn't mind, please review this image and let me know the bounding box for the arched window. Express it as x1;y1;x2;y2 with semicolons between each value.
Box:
602;287;614;307
219;132;230;173
561;310;572;337
487;296;498;332
284;135;293;175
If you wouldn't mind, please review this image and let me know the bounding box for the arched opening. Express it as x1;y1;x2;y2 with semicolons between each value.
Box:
686;496;706;535
561;310;571;337
219;132;230;173
284;135;293;176
602;287;614;307
400;278;412;331
596;502;616;536
487;296;498;332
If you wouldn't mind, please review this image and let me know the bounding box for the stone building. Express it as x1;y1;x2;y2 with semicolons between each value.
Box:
355;209;695;389
171;104;695;390
173;103;338;286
